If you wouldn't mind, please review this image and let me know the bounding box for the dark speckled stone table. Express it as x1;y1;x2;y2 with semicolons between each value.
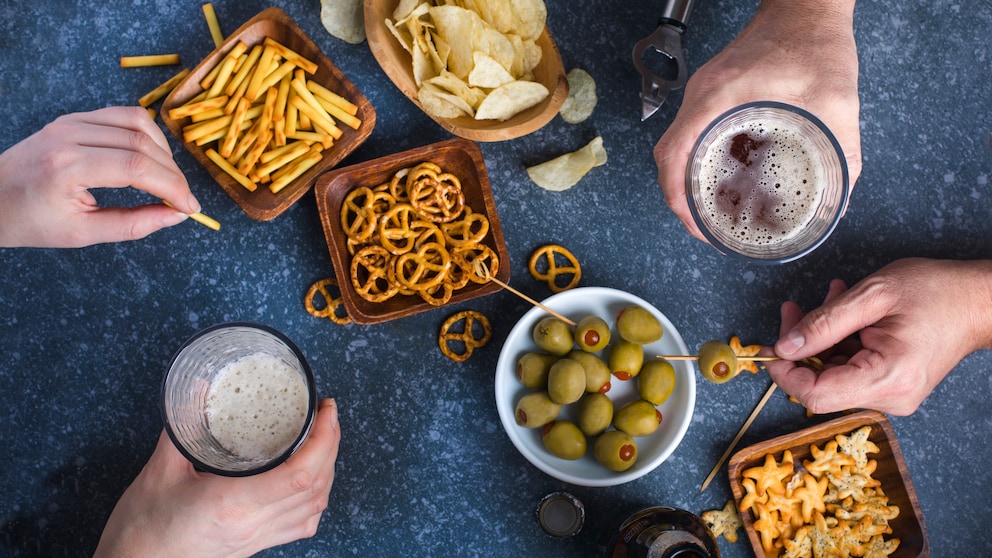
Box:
1;1;990;556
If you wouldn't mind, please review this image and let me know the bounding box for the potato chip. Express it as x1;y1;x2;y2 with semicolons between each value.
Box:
559;68;597;124
426;70;485;106
468;52;514;88
526;136;607;192
474;80;548;121
418;82;474;118
429;6;482;79
393;0;422;21
320;0;365;44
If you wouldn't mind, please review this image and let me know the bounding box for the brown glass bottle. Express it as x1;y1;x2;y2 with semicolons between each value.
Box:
603;507;719;558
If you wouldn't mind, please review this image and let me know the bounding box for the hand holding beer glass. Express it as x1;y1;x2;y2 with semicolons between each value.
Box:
95;323;341;558
654;0;861;247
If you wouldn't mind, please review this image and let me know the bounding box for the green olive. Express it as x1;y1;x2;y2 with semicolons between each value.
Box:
608;340;644;381
573;315;611;352
638;359;677;405
516;352;558;388
547;358;586;405
532;316;574;356
593;430;638;472
541;420;587;460
576;393;613;437
697;340;739;384
613;400;662;437
567;350;612;393
514;391;562;428
615;305;663;345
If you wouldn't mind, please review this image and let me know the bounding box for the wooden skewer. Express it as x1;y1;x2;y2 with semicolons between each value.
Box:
699;382;778;493
162;200;221;231
471;260;577;327
658;354;782;362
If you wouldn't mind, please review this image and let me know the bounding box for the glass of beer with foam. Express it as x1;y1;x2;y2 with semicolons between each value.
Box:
686;101;849;264
161;323;317;476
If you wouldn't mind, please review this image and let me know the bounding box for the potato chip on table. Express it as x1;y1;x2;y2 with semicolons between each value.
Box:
526;136;608;192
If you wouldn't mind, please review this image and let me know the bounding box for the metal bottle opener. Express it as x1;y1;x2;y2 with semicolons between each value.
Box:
632;0;696;121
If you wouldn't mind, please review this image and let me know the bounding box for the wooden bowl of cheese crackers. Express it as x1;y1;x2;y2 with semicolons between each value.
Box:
727;410;928;558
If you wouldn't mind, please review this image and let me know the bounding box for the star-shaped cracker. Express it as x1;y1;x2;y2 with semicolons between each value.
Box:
780;526;812;558
751;502;782;555
791;473;829;524
864;534;901;558
729;335;763;374
804;440;857;478
701;500;741;543
744;451;796;498
835;425;880;469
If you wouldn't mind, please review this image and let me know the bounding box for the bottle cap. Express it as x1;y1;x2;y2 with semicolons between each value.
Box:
536;492;585;538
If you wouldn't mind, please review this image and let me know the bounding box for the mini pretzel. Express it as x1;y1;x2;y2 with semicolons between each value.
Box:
438;310;492;362
420;281;454;307
378;203;423;255
528;244;581;292
453;244;499;285
442;209;489;247
340;186;379;242
351;245;399;302
407;165;465;223
304;278;351;325
394;242;451;292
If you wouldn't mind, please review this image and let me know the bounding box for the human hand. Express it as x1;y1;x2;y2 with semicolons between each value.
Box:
0;106;199;248
766;259;992;415
654;0;861;240
94;398;341;558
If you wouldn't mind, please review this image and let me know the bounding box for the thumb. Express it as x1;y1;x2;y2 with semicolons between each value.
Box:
774;283;888;359
75;206;188;245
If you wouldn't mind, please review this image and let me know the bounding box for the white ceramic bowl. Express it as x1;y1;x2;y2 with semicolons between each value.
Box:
495;287;695;487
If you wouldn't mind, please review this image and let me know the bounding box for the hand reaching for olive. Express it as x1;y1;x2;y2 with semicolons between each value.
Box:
765;259;992;416
653;0;861;240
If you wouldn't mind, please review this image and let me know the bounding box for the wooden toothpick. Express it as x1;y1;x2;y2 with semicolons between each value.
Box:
699;382;778;493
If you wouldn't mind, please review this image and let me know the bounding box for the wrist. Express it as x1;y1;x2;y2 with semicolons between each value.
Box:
753;0;857;39
962;260;992;351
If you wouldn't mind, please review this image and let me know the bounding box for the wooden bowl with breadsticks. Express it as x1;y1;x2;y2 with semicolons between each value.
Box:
162;7;375;221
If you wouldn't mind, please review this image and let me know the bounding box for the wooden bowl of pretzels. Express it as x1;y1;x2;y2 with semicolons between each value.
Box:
314;138;509;324
727;410;929;558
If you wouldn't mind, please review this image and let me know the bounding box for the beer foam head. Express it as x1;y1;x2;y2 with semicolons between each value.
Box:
697;121;824;247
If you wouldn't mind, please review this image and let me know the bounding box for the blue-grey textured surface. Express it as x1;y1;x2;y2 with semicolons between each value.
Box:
0;1;990;556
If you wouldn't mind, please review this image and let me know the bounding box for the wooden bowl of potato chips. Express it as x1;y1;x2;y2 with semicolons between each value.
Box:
727;410;929;558
162;7;375;221
365;0;568;142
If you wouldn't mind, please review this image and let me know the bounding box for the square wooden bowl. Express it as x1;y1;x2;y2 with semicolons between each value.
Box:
314;138;509;324
162;7;376;221
727;410;929;557
364;0;568;142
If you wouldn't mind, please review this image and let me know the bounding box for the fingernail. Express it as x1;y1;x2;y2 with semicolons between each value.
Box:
162;211;189;227
188;194;201;214
778;328;806;355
